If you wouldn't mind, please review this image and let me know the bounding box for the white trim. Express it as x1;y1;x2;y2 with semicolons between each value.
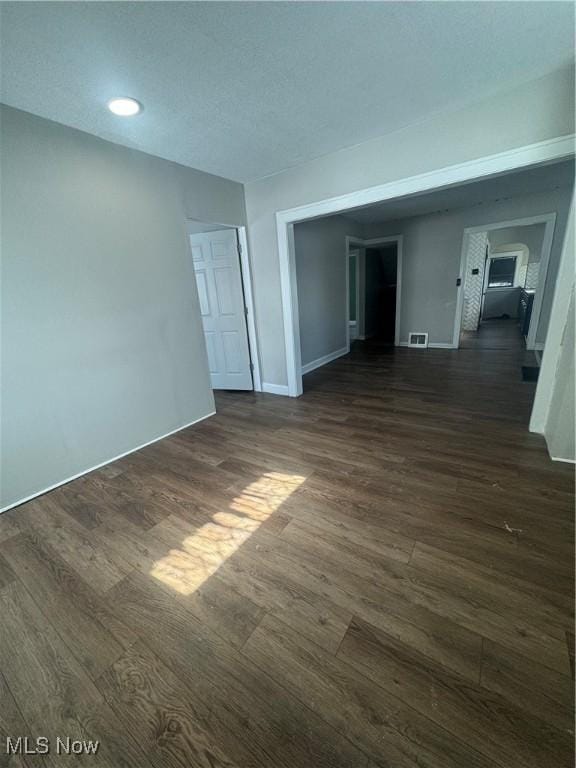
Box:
277;221;303;397
346;248;361;349
345;248;351;352
549;456;576;464
348;250;360;334
530;195;574;435
526;215;556;350
353;252;360;332
464;213;559;233
346;237;365;341
0;410;216;515
301;346;349;375
277;135;574;396
261;382;290;396
454;212;557;349
236;227;262;392
278;135;574;224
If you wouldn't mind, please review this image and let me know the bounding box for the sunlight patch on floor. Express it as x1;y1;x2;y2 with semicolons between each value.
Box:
150;472;305;595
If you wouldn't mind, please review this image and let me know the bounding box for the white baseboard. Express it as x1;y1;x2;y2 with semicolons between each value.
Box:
534;432;576;464
301;346;348;375
398;341;456;349
262;382;290;396
0;410;216;515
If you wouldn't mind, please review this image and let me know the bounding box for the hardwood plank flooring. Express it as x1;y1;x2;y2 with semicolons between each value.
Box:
0;321;573;767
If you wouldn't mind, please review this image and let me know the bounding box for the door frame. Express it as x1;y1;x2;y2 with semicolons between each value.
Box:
276;135;573;396
347;248;360;342
345;235;403;348
187;221;262;391
454;212;557;350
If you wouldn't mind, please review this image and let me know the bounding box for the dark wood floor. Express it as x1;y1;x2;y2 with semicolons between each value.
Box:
1;322;574;768
460;316;528;349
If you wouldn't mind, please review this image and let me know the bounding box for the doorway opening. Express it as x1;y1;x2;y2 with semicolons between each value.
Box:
455;214;556;352
187;221;261;392
276;147;572;398
365;243;398;345
345;235;403;351
288;160;572;406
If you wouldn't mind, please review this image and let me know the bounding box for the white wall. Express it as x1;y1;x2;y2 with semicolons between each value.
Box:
244;67;575;387
294;215;361;368
545;292;575;461
531;195;575;461
364;185;573;345
489;224;544;261
0;105;246;511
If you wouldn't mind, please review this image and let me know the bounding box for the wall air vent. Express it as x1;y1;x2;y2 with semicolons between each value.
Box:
408;332;429;348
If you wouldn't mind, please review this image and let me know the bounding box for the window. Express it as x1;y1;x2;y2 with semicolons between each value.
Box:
487;256;516;288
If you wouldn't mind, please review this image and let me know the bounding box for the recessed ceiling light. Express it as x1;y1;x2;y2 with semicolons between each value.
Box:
107;97;142;117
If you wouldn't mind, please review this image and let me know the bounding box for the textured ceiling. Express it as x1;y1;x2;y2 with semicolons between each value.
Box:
340;161;575;225
1;2;574;182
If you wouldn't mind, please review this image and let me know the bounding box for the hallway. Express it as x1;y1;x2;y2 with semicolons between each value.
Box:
459;318;541;384
0;340;573;768
460;317;527;351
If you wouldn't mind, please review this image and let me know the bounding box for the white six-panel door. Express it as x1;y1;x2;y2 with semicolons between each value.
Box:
190;229;253;390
